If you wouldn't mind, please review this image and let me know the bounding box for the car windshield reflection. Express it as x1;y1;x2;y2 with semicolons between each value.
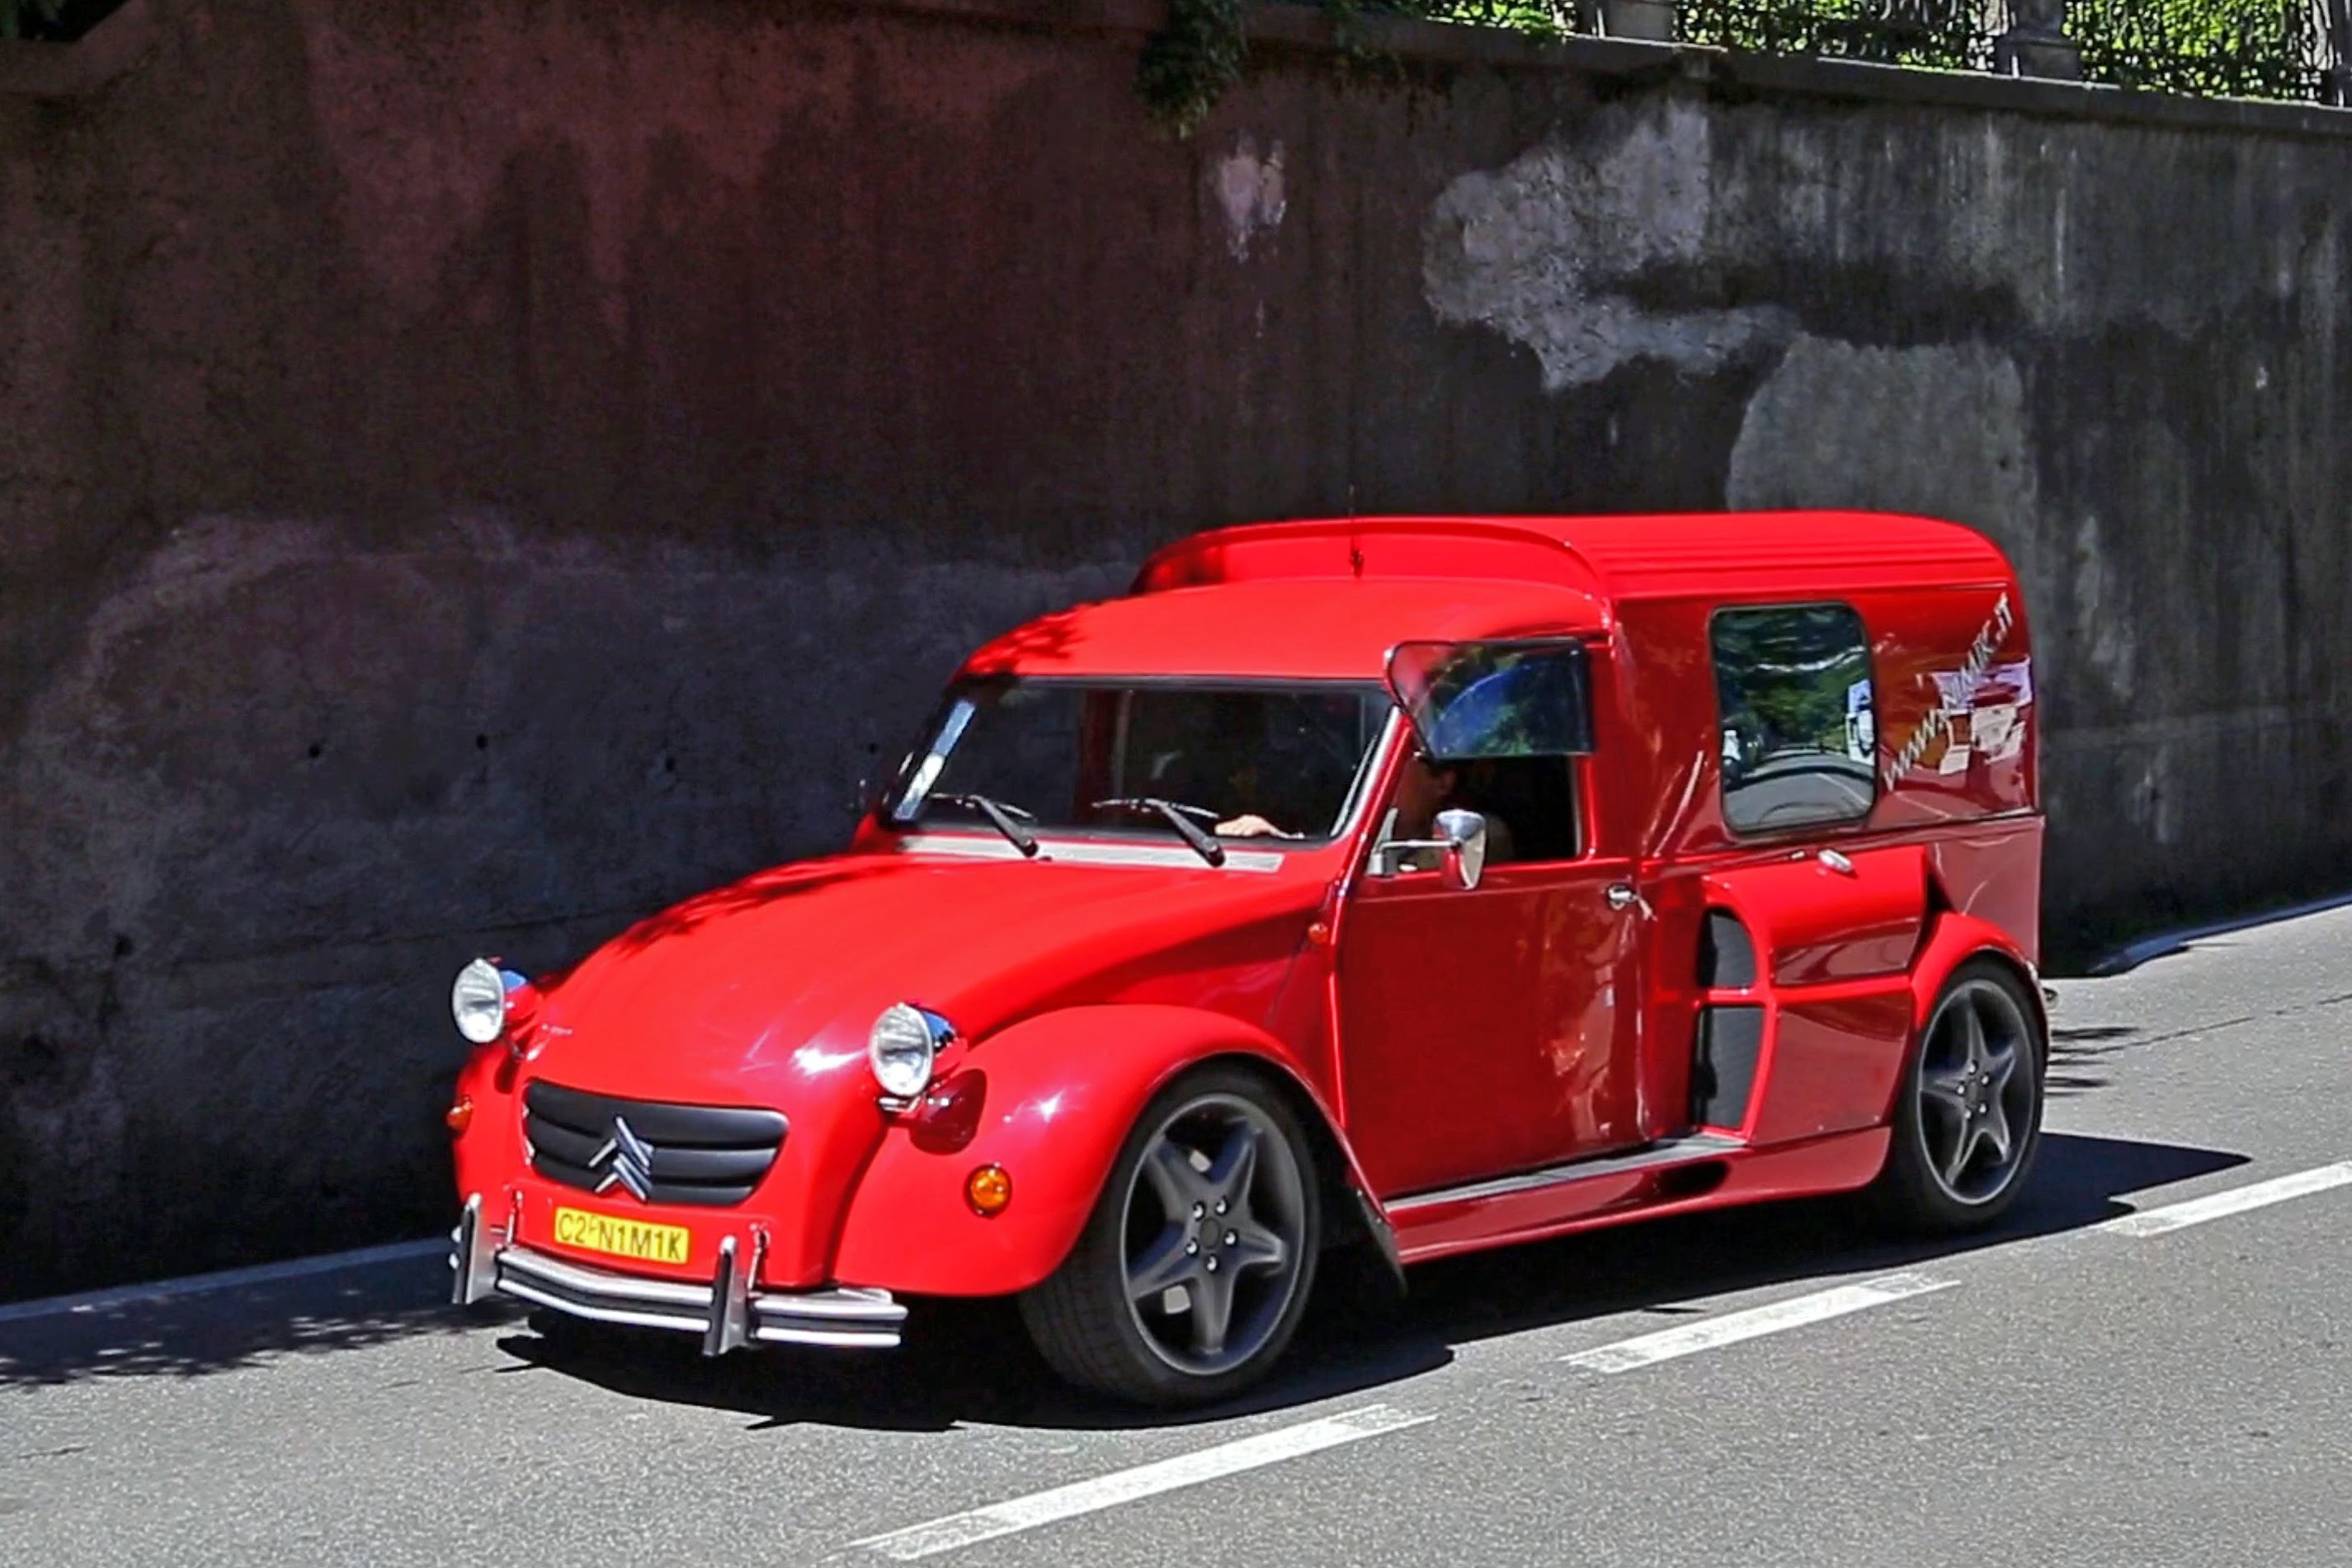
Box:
883;680;1390;849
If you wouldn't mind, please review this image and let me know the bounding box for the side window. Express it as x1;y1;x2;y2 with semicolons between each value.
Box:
1383;639;1594;864
1710;604;1876;835
1450;756;1581;863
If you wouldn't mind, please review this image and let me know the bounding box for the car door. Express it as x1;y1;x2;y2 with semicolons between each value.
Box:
1332;639;1647;1199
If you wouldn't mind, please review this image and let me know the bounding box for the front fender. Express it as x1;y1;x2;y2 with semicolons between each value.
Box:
1908;911;2043;1035
829;1004;1352;1297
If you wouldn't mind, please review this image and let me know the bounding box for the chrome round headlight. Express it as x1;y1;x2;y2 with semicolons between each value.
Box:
450;958;509;1045
869;1003;952;1099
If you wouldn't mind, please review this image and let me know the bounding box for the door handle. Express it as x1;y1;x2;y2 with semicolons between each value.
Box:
1606;883;1651;916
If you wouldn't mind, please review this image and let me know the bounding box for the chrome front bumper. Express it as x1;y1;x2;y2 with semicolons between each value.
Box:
448;1194;906;1353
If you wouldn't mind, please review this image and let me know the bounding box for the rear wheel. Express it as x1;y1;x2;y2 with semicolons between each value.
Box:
1020;1064;1321;1407
1867;958;2046;1232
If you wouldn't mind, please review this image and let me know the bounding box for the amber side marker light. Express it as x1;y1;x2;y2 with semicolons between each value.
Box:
445;1096;474;1135
966;1164;1012;1217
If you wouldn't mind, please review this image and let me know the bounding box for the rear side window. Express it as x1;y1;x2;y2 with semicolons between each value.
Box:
1710;604;1876;835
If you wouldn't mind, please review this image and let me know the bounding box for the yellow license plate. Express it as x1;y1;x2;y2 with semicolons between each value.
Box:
551;1206;693;1267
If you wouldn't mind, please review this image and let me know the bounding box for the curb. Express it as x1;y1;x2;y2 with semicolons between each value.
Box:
0;1237;444;1326
2084;890;2352;977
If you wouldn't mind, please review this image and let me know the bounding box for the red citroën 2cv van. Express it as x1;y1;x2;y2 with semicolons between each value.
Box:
447;511;2045;1406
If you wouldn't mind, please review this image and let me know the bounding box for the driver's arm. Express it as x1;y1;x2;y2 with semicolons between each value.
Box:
1215;813;1299;839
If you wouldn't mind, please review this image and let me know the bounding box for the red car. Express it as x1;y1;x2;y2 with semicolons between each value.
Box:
447;511;2047;1406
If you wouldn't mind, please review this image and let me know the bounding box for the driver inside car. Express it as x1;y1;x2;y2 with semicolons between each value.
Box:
1218;746;1517;868
1376;746;1517;869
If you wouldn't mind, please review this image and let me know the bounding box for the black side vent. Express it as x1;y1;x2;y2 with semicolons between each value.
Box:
1698;909;1756;990
1653;1160;1731;1203
1690;1004;1765;1129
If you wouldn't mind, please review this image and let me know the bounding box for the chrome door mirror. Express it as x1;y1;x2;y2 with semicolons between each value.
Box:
1435;808;1487;891
1369;808;1488;889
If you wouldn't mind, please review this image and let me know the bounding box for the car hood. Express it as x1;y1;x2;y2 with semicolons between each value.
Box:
521;849;1328;1105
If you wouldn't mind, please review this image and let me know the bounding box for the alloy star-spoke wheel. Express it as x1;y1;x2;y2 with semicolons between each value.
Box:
1120;1093;1308;1376
1914;976;2036;1205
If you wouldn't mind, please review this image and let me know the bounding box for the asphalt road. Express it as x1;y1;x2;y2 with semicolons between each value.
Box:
7;906;2350;1566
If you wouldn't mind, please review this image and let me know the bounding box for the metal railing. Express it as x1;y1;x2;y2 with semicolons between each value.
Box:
15;0;2346;112
1676;0;2003;71
2066;0;2339;99
1407;0;2352;105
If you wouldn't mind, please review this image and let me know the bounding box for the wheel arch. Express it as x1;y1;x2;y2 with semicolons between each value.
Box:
1907;904;2048;1049
1209;1049;1400;1285
1869;903;2052;1232
828;1004;1382;1297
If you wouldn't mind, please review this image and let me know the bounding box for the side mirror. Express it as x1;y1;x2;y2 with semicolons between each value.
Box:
1369;808;1488;888
1435;808;1487;891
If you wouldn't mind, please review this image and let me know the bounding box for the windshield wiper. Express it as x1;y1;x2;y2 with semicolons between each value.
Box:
1089;797;1227;867
929;792;1039;858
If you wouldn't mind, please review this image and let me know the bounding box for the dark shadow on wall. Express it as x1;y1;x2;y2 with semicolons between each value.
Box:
7;0;130;42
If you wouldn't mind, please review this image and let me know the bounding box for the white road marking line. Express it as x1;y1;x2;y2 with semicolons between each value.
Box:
851;1404;1433;1561
2096;1161;2352;1236
0;1238;445;1326
1561;1272;1958;1374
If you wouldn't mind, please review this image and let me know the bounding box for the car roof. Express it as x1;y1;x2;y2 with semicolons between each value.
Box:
1134;511;2015;603
969;511;2015;682
960;577;1606;681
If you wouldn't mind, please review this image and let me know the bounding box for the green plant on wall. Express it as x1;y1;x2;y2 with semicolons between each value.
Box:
1138;0;1572;136
1136;0;2339;134
1138;0;1252;137
2071;0;2324;98
1677;0;1987;69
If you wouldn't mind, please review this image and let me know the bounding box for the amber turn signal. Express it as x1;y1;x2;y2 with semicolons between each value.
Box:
445;1095;474;1135
965;1163;1012;1217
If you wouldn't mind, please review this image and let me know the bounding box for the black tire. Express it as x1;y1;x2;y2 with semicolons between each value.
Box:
1020;1062;1323;1408
1865;957;2047;1233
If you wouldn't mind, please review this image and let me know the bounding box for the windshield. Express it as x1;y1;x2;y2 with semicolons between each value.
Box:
883;680;1391;847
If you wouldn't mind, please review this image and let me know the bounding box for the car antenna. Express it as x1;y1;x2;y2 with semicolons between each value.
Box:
1347;485;1365;578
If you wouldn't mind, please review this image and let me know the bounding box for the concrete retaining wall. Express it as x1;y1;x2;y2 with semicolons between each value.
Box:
4;0;2347;1297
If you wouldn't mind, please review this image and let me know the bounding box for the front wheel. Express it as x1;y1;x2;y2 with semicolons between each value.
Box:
1865;958;2046;1232
1020;1065;1322;1407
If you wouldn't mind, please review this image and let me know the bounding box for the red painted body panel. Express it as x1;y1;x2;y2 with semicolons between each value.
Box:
1336;859;1645;1194
1609;591;2035;864
1685;845;1927;1144
1905;911;2043;1032
832;1007;1351;1296
1925;819;2046;966
961;577;1605;682
1391;1129;1892;1264
450;1046;524;1203
1709;846;1927;987
445;509;2045;1320
1134;511;2010;605
1747;984;1919;1145
482;854;1332;1288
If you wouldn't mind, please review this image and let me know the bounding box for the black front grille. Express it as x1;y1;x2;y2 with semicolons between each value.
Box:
523;1080;788;1208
